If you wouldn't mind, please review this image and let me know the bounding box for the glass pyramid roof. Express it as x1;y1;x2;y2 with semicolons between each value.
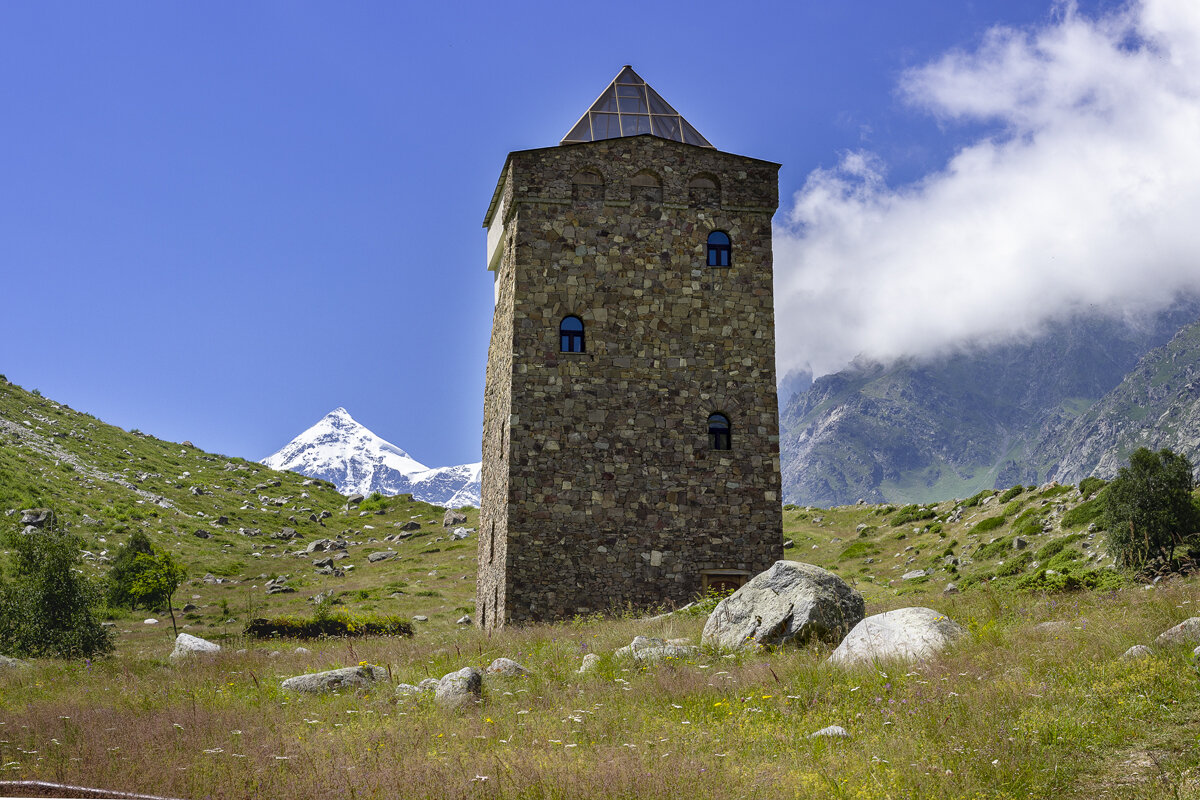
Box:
561;66;713;148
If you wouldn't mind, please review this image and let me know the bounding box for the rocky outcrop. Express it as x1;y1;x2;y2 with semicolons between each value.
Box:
434;667;483;709
701;561;864;650
169;633;221;660
281;665;385;693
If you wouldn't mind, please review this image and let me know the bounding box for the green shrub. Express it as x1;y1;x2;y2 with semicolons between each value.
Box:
1015;566;1124;593
973;515;1007;534
975;534;1015;559
106;530;155;609
1061;496;1105;529
1103;447;1200;568
245;614;414;639
839;541;881;560
0;521;114;659
1034;533;1084;562
962;490;994;509
998;485;1025;503
358;491;389;513
890;504;936;527
996;551;1033;577
1078;476;1106;499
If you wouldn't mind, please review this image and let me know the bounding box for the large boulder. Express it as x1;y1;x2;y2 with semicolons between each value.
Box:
1154;618;1200;648
0;655;27;669
827;607;966;667
169;633;221;660
701;561;864;650
434;667;483;709
281;665;385;693
443;510;468;527
486;657;529;677
615;636;698;663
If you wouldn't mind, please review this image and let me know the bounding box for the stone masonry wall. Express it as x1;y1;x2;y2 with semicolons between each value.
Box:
480;135;782;627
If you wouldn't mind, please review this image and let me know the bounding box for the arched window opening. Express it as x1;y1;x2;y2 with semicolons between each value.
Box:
707;231;731;267
560;315;585;353
688;174;720;204
630;171;662;203
708;413;731;451
571;169;604;201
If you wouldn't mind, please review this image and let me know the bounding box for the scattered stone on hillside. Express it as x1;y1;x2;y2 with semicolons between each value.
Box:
615;636;699;663
1121;645;1153;661
202;573;234;585
1033;621;1070;634
443;510;468;527
1012;537;1028;550
827;607;966;667
368;551;397;563
702;561;865;650
943;556;959;566
1153;618;1200;648
902;569;928;581
943;583;959;595
578;653;600;673
281;665;385;694
400;521;421;531
411;615;429;623
144;618;159;625
315;566;345;577
265;577;294;595
418;677;440;691
457;615;472;625
19;508;52;528
450;527;472;540
783;539;794;548
396;683;429;697
312;557;335;569
487;658;530;677
294;647;311;655
193;529;212;539
81;515;99;526
307;539;331;553
0;655;28;669
808;725;849;739
170;633;221;660
434;667;483;709
345;493;365;510
190;486;206;496
309;590;342;606
182;603;198;612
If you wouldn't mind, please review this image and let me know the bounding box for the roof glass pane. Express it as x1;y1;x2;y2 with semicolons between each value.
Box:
590;112;620;140
680;119;712;147
593;85;618;113
650;115;682;141
621;114;652;136
645;86;678;116
560;66;712;148
563;117;592;142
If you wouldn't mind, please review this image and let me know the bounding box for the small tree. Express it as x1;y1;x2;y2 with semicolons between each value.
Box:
128;548;187;637
0;523;114;659
106;530;155;609
1103;447;1200;569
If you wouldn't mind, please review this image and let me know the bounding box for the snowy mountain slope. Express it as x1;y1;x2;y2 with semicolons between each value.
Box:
261;407;480;507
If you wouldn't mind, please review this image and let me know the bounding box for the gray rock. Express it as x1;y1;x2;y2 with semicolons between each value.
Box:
1033;621;1070;634
20;508;52;527
266;584;295;595
418;677;440;691
1154;617;1200;648
901;569;927;581
345;493;365;508
312;557;335;568
434;667;483;709
181;603;198;612
413;615;428;622
457;615;472;625
701;561;864;650
615;636;699;662
170;633;221;660
400;521;421;531
578;653;600;673
1012;537;1028;551
0;655;28;669
808;725;849;738
281;665;385;693
943;583;959;595
367;551;397;563
307;539;331;553
486;657;530;677
1121;644;1153;661
450;527;471;540
443;510;468;527
827;607;966;667
396;683;429;696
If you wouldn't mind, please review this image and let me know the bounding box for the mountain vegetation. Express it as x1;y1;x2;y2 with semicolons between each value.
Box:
4;378;1200;796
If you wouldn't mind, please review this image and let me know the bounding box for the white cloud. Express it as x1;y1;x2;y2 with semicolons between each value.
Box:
775;0;1200;378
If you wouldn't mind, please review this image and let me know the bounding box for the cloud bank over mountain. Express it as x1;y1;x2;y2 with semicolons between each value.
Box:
775;0;1200;378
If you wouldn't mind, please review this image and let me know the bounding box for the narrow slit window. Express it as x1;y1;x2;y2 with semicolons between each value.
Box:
707;231;731;267
708;413;731;451
560;315;585;353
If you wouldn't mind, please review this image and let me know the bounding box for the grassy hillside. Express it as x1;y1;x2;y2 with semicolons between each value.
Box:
4;378;1200;798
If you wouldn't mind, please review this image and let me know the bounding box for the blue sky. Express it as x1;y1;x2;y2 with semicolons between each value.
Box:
9;0;1198;470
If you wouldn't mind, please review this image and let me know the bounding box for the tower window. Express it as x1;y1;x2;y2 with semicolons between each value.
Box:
688;174;720;205
571;170;604;201
630;171;662;203
560;315;585;353
708;413;731;450
707;231;731;267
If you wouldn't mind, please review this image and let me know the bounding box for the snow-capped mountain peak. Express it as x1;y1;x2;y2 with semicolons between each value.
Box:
262;408;480;507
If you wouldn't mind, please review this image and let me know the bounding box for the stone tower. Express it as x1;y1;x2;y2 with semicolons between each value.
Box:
478;66;782;629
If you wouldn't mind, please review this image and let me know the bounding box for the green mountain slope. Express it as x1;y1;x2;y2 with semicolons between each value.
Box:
780;304;1199;506
1034;317;1200;482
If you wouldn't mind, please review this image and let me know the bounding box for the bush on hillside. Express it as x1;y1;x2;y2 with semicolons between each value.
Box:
0;521;114;659
998;485;1025;503
1103;447;1200;569
106;530;155;609
1078;476;1106;499
973;515;1007;534
245;614;414;640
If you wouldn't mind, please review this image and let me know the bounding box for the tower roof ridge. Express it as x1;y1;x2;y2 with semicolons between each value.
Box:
560;65;713;148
